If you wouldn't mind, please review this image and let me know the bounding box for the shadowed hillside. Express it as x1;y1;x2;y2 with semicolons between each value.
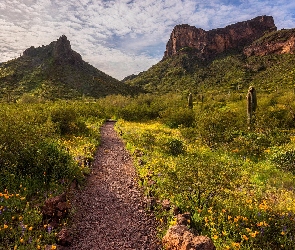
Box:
0;35;140;101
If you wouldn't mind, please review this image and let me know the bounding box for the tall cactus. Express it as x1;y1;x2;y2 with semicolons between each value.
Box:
247;86;257;127
188;92;193;109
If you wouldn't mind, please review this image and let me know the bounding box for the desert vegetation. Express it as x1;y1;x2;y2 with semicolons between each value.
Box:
0;100;105;249
2;86;295;249
2;44;295;249
110;88;295;250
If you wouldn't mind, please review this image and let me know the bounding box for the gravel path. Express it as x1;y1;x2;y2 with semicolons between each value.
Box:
66;121;161;250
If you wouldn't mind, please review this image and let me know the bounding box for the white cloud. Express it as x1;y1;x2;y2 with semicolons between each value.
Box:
0;0;295;80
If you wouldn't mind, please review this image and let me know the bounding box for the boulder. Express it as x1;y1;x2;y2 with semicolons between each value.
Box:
42;193;70;226
57;228;72;246
162;213;215;250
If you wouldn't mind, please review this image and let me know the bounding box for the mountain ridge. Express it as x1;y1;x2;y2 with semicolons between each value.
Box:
0;35;139;101
124;15;295;94
163;15;276;60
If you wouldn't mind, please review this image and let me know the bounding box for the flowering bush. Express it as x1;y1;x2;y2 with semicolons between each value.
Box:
0;101;104;249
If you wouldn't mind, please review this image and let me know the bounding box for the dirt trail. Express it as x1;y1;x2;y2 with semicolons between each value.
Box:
67;121;161;250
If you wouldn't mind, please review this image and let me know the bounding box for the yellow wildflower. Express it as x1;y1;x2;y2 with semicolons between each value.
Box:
3;224;8;229
257;221;269;227
232;242;240;248
20;238;24;244
250;231;259;238
246;199;252;204
28;226;33;231
51;245;57;250
212;235;218;240
242;235;249;241
259;201;269;211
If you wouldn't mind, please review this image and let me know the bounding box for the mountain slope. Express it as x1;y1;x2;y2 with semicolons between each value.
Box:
0;35;139;101
125;16;295;95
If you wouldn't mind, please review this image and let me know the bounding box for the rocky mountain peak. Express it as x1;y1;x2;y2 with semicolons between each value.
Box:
163;15;277;60
52;35;83;65
23;35;83;66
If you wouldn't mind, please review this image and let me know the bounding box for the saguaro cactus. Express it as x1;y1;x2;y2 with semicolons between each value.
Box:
188;93;193;109
247;86;257;127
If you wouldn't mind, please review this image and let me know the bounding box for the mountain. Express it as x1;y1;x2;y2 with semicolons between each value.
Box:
163;16;276;60
124;16;295;94
0;35;139;101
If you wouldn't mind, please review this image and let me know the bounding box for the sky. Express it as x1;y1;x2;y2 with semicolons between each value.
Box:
1;0;295;80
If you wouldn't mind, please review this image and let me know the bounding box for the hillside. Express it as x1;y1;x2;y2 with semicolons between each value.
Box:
125;16;295;95
0;35;139;101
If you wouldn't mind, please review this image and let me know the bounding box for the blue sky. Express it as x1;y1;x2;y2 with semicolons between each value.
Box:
0;0;295;80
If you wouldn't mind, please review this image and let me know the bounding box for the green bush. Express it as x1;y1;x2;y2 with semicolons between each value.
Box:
196;109;240;148
160;107;195;128
163;138;185;156
50;106;87;135
271;148;295;173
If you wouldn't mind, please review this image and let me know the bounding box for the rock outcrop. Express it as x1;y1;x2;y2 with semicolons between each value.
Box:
162;213;216;250
52;35;83;65
243;28;295;56
42;193;70;228
23;35;83;66
163;15;276;60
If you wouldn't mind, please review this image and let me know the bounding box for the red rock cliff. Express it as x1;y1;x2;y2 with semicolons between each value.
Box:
243;28;295;56
163;15;277;60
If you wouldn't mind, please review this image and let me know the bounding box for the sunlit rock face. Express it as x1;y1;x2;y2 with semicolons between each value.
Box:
163;15;277;60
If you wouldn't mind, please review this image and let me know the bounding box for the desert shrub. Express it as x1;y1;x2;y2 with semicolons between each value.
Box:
138;130;156;148
0;105;84;192
270;148;295;173
230;132;271;159
118;102;158;121
256;105;295;130
196;108;240;148
160;107;195;128
180;126;199;142
17;93;43;103
163;138;185;156
229;129;289;159
50;105;87;135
